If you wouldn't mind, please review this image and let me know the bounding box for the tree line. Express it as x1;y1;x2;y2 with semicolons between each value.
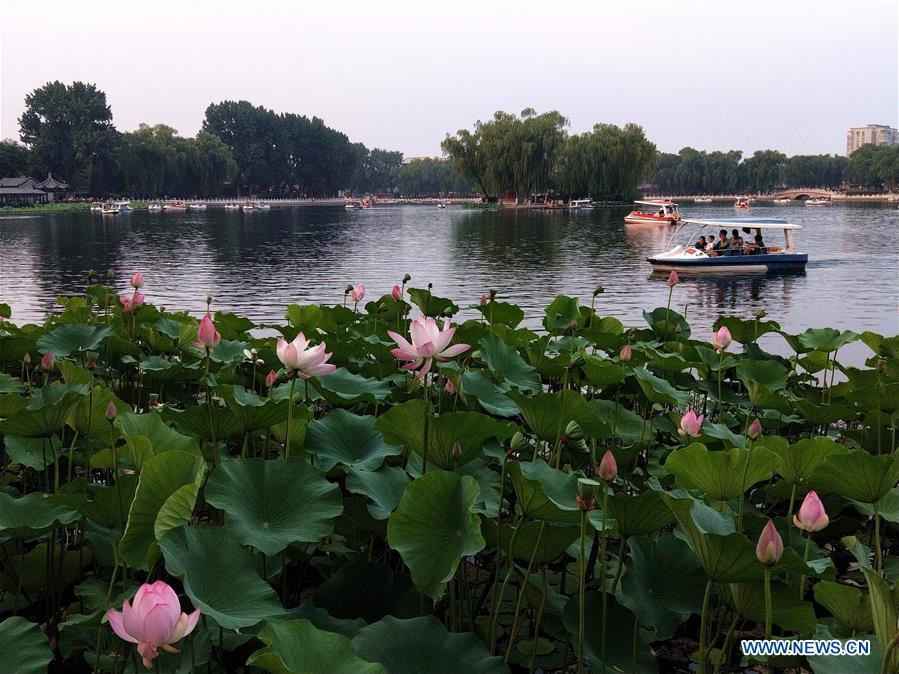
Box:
651;146;899;194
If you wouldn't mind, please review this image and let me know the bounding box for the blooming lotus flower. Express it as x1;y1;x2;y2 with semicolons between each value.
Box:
756;520;784;565
194;313;221;350
667;270;679;287
275;332;337;380
793;491;829;532
105;401;117;422
711;326;732;352
679;410;704;437
107;580;200;669
391;285;402;301
41;352;55;370
243;348;263;365
130;272;144;289
598;450;618;482
350;284;365;303
265;369;277;389
120;292;145;313
748;418;762;440
387;316;470;379
619;344;632;361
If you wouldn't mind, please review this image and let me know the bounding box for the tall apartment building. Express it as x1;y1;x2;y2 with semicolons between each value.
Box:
846;124;898;156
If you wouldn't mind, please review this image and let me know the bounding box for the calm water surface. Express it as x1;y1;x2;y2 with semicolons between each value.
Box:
1;204;897;342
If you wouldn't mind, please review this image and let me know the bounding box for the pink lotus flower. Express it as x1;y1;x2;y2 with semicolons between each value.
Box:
793;491;829;533
275;332;337;380
387;316;470;379
444;378;456;394
679;410;704;437
391;285;402;301
597;450;618;482
107;581;200;669
105;401;117;422
194;313;221;350
479;295;489;306
120;292;145;313
130;272;144;289
619;344;632;362
747;418;762;440
756;520;784;565
41;351;55;370
265;369;277;389
350;284;365;303
667;270;679;287
711;326;732;352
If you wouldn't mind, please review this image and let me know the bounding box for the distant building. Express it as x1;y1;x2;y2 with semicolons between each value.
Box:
0;174;69;205
846;124;898;156
401;155;441;165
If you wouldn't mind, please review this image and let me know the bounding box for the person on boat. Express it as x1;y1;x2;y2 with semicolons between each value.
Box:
746;232;766;255
713;229;729;254
695;235;708;250
730;229;744;253
705;235;716;251
658;208;665;217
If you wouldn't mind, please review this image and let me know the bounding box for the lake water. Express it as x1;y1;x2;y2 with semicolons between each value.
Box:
1;203;897;343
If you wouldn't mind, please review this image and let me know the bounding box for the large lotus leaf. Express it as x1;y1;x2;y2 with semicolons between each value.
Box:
305;410;401;471
619;535;706;641
0;617;53;674
851;488;899;525
0;491;81;538
218;385;289;432
352;615;508;674
160;526;286;629
543;295;580;333
479;335;540;392
726;581;816;635
861;566;899;670
590;399;653;447
794;399;856;425
582;357;626;390
346;466;410;520
562;592;658;673
735;357;789;391
456;455;501;517
798;327;859;353
2;435;61;470
460;371;518;417
407;287;459;317
0;372;25;393
313;559;422;623
475;301;524;328
632;366;691;407
507;390;609;443
52;477;138;529
67;385;129;445
387;472;485;600
317;368;391;405
162;403;243;441
115;411;201;469
698;421;748;449
119;450;206;569
205;458;342;555
642;306;690;341
806;627;883;674
482;519;578;563
247;619;386;674
0;540;91;595
605;490;675;537
36;323;112;357
813;580;874;635
289;602;367;639
376;400;514;469
664;443;779;501
507;460;580;523
810;451;899;503
770;436;848;484
0;392;28;418
206;338;249;365
0;382;87;437
712;315;781;344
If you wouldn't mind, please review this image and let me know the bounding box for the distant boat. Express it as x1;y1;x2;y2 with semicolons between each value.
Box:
567;199;594;210
148;202;163;212
116;200;133;212
164;201;188;212
345;200;363;210
223;202;241;211
190;202;207;211
805;197;831;206
773;197;793;204
436;202;446;209
90;201;103;213
624;200;681;225
734;199;750;209
100;202;120;215
694;197;713;203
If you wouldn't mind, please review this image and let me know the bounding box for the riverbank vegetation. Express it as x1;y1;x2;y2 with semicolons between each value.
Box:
0;276;896;673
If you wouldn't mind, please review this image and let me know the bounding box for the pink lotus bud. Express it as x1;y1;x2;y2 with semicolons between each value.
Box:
444;378;456;394
105;401;118;422
106;580;201;669
711;326;732;352
793;490;829;533
85;360;96;371
619;344;632;361
350;284;365;303
451;441;462;461
756;520;784;565
747;418;762;440
597;450;618;482
130;272;144;289
195;313;221;349
679;410;704;437
667;270;679;287
23;352;31;365
266;369;277;389
391;285;402;301
479;295;488;306
41;351;55;370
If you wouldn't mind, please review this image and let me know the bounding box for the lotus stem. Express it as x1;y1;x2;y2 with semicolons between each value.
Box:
527;567;549;674
610;536;627;596
664;286;673;342
505;521;546;661
577;509;587;674
488;515;523;653
698;578;713;674
881;633;899;674
284;376;296;459
874;511;883;574
421;376;430;473
786;483;797;547
764;567;773;640
736;441;754;533
798;532;812;598
600;487;609;674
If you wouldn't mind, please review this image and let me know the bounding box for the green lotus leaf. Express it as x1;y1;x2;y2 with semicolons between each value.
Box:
699;421;748;449
160;526;286;629
726;581;816;635
387;472;485;600
3;435;61;470
794;399;856;425
285;304;324;332
813;580;874;635
806;626;883;674
52;477;138;529
605;489;675;537
664;443;779;501
0;382;87;437
352;615;508;674
769;436;848;484
317;368;391;405
0;491;81;538
289;602;367;639
619;535;706;640
460;371;518;417
0;372;25;393
861;567;899;671
507;460;580;523
581;357;626;390
475;301;524;328
313;559;422;624
479;335;540;392
246;619;387;674
67;385;129;445
482;519;578;563
590;399;654;447
643;306;690;341
115;411;201;469
118;450;206;569
207;338;249;364
810;451;899;503
407;287;459;317
712;315;781;344
217;384;289;432
632;366;691;407
305;410;402;471
346;466;410;520
0;617;53;674
798;327;859;353
508;389;609;442
36;323;113;357
543;295;580;333
162;403;243;441
735;357;789;391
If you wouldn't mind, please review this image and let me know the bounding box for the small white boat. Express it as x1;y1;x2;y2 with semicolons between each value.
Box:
773;198;793;204
437;202;446;209
100;202;120;215
90;201;103;213
694;197;713;203
164;201;188;212
190;202;207;211
223;202;241;211
116;200;133;212
734;199;750;209
624;200;681;225
568;199;594;210
647;218;807;274
148;202;163;212
345;200;363;210
805;198;831;206
259;202;271;210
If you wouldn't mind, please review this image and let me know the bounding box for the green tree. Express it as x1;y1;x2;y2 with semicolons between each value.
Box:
0;140;32;177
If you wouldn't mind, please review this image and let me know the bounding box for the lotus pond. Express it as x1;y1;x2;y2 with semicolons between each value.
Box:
0;276;897;674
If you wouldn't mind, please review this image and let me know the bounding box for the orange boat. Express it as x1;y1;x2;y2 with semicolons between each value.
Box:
624;200;681;225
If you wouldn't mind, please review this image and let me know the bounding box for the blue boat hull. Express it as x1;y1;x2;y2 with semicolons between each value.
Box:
647;253;808;273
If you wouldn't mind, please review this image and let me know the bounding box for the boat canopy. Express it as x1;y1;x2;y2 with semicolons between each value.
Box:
681;218;802;230
634;200;676;206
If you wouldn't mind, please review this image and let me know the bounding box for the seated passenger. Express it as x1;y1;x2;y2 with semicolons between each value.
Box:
751;233;765;254
694;235;707;250
705;235;717;256
716;229;729;248
730;229;744;253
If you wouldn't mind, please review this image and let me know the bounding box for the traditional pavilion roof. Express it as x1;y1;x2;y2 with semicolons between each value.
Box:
0;176;37;189
38;173;69;190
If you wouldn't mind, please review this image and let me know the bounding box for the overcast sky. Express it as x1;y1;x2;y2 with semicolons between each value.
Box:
1;0;896;157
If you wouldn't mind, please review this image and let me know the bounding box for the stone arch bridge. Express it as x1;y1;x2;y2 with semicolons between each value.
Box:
772;188;836;200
